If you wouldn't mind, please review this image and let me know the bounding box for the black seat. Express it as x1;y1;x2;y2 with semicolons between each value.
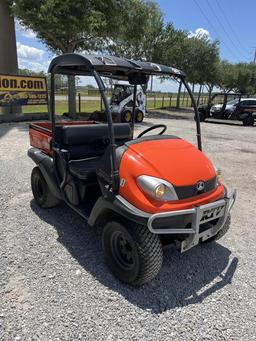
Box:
56;123;132;159
55;123;132;181
69;157;100;180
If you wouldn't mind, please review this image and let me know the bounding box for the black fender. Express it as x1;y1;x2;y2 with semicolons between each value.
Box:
27;147;62;200
88;195;149;227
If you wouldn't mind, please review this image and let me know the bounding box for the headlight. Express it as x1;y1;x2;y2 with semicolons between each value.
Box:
136;175;178;201
155;184;165;199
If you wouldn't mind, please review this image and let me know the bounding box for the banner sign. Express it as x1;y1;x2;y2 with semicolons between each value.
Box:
0;74;48;106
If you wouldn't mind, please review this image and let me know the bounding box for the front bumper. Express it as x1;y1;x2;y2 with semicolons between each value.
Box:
147;190;236;252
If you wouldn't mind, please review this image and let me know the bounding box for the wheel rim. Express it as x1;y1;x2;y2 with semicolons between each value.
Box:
137;111;143;122
124;111;132;122
110;231;135;271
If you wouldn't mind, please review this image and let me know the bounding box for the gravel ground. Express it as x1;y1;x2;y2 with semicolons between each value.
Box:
0;114;256;340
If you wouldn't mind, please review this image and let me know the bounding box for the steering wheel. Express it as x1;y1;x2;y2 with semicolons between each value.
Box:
137;124;167;138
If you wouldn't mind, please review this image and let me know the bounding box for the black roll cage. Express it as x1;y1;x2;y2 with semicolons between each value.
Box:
48;53;202;191
208;92;242;106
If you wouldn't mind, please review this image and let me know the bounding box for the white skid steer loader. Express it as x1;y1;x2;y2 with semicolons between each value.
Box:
110;84;145;123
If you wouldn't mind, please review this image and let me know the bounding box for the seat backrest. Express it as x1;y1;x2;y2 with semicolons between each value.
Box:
55;123;132;159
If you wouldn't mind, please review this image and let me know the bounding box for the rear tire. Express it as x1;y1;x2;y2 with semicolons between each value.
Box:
242;115;254;126
31;167;60;208
204;215;231;243
135;110;144;123
121;110;132;123
102;219;163;285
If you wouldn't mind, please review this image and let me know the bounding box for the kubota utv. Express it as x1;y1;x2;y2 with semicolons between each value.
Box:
198;92;256;126
28;53;236;285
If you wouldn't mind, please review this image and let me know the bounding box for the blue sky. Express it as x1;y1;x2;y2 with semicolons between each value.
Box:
156;0;255;63
15;0;255;90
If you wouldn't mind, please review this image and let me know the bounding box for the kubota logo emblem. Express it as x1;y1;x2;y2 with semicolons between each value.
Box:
197;181;205;192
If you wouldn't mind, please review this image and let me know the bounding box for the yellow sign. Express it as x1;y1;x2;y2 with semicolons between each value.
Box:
0;74;47;92
0;74;48;106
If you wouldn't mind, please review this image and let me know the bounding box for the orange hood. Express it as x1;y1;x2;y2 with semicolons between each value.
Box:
118;138;223;213
123;138;215;186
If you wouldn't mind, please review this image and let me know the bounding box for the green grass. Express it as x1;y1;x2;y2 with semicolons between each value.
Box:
147;98;177;109
21;100;101;115
1;95;209;116
146;95;209;109
147;97;191;109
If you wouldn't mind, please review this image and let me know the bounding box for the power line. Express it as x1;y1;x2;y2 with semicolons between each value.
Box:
192;0;221;39
192;0;244;61
214;0;248;52
205;0;247;60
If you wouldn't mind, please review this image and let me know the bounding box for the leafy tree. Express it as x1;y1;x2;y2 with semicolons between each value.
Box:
217;60;238;92
108;0;163;60
148;23;188;106
19;68;68;91
152;24;220;106
13;0;254;112
12;0;165;113
12;0;124;54
211;61;256;96
233;63;256;95
11;0;127;113
152;23;188;68
19;68;45;77
183;37;219;104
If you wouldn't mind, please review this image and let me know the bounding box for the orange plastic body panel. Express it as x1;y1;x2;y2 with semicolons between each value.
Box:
30;125;224;214
29;120;96;156
119;138;225;213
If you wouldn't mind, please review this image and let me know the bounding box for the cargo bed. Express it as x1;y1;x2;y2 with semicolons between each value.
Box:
29;120;97;155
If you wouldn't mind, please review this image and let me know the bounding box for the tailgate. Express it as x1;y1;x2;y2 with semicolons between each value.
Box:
29;122;52;155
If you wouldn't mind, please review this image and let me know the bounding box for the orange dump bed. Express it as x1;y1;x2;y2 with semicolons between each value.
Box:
29;120;96;156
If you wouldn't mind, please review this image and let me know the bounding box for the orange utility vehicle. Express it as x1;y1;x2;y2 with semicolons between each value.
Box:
28;53;236;285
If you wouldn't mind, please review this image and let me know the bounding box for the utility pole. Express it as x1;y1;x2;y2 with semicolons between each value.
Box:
253;48;256;95
150;75;153;92
253;47;256;64
0;0;20;114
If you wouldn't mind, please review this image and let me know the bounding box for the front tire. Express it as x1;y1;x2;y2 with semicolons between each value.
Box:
121;110;132;123
242;115;254;126
102;219;163;285
135;109;144;123
31;167;60;208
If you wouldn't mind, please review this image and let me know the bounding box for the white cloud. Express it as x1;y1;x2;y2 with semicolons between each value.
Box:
21;29;37;39
17;42;48;71
188;28;211;40
15;20;37;39
17;42;45;60
19;60;50;73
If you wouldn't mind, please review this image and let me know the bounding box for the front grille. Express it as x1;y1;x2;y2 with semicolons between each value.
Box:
151;215;192;230
174;176;217;200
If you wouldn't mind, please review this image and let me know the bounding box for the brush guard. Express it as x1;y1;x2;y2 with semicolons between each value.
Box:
147;190;236;252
